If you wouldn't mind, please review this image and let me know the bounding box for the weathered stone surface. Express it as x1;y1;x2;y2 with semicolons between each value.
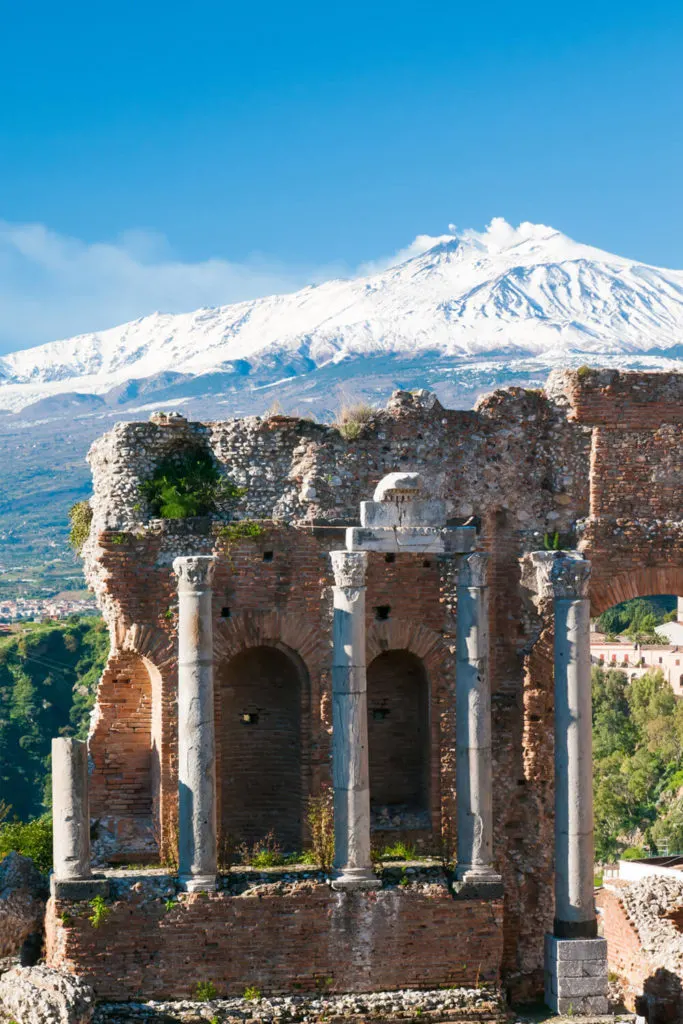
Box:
0;853;47;958
52;738;91;883
0;965;94;1024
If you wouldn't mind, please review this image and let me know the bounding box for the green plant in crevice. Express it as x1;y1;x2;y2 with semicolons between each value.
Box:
140;447;245;519
334;401;374;441
305;786;334;873
241;829;285;867
381;839;417;861
543;531;561;551
243;985;261;1001
88;895;111;928
195;979;218;1000
68;501;93;553
218;520;266;544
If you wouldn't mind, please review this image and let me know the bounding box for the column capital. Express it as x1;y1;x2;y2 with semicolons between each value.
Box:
173;555;217;592
458;550;489;588
550;554;591;600
330;550;368;589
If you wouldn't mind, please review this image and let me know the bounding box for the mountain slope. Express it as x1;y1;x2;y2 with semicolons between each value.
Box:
1;219;682;414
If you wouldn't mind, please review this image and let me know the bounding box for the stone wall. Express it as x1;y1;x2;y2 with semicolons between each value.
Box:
69;369;683;997
45;874;504;1001
597;878;683;1022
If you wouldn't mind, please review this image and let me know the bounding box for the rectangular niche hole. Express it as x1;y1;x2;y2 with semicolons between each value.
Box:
241;712;259;725
221;607;231;618
375;605;391;621
423;559;431;568
384;553;396;563
263;551;274;562
372;708;390;721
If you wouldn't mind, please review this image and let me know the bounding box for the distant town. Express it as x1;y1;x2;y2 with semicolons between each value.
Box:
0;593;98;624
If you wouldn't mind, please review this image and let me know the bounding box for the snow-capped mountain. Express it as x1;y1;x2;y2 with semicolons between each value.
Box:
1;218;682;415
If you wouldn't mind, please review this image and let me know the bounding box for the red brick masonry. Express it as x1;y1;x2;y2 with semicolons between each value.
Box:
46;884;504;1000
597;886;651;1010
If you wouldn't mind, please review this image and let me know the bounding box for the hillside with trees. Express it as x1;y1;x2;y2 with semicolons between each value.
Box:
593;665;683;860
0;616;108;821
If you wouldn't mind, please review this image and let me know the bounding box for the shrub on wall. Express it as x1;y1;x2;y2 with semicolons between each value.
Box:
140;447;245;519
68;501;93;552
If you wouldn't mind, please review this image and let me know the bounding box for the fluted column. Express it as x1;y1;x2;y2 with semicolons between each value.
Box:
330;550;379;891
551;555;596;938
455;551;501;885
173;555;218;892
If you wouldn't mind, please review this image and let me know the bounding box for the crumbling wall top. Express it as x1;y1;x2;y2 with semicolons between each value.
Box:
546;368;683;426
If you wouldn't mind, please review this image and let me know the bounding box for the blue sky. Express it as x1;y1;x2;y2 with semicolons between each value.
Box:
1;0;682;353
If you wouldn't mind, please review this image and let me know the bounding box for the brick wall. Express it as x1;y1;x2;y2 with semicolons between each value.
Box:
597;886;651;1011
218;645;305;850
46;886;504;1001
368;650;430;818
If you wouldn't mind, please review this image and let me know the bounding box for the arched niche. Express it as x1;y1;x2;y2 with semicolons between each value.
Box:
218;644;306;851
367;649;430;826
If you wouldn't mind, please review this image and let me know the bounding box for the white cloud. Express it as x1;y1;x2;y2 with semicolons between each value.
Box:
0;220;345;355
356;232;456;276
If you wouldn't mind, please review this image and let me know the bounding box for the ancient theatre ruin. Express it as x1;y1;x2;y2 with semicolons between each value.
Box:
44;368;683;1007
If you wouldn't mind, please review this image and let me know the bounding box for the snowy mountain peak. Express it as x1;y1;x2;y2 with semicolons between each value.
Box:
0;219;681;414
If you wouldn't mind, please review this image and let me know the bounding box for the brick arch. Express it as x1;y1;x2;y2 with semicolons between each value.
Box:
366;618;454;843
115;622;175;670
91;623;176;862
214;610;329;678
589;566;683;618
366;618;452;674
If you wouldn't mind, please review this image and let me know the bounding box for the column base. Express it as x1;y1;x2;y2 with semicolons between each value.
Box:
331;867;381;892
453;865;503;899
554;916;598;939
50;875;110;900
544;934;608;1015
178;873;218;893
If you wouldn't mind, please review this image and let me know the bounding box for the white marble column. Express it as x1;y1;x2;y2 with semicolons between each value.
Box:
173;554;218;892
455;551;501;886
330;550;380;891
551;554;596;938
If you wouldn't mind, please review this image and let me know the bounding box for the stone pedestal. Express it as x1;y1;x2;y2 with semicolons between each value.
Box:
454;552;501;888
51;738;108;899
330;550;380;891
544;935;609;1015
173;555;218;893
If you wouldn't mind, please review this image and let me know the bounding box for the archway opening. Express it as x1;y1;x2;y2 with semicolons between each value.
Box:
219;645;304;851
367;650;430;828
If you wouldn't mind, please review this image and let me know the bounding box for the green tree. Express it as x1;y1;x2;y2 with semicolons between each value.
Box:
0;617;109;819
